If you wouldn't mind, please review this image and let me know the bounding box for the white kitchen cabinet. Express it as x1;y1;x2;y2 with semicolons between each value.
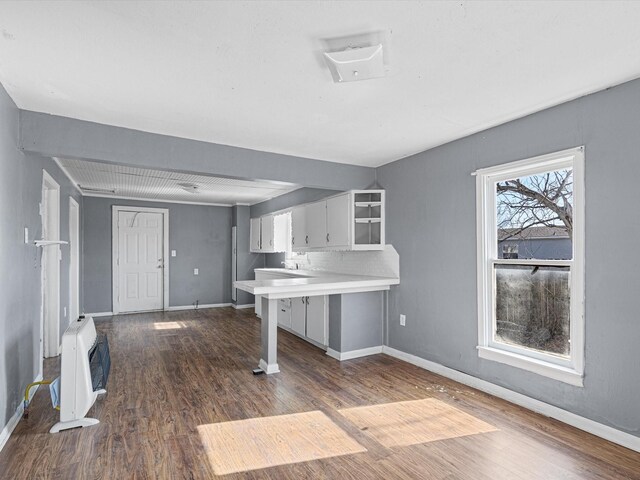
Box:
277;298;291;328
273;213;289;252
305;296;328;345
291;206;307;250
305;201;327;248
326;193;350;248
261;214;275;252
291;296;307;336
250;217;261;252
291;190;384;252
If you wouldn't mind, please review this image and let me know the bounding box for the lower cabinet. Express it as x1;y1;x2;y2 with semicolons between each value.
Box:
288;295;328;347
277;298;291;329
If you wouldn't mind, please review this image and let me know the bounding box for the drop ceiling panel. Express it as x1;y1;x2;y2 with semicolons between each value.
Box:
58;158;300;206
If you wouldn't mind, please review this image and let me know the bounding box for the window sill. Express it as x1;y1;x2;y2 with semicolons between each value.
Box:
477;346;584;387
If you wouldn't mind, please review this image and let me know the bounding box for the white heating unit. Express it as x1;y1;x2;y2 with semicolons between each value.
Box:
50;315;110;433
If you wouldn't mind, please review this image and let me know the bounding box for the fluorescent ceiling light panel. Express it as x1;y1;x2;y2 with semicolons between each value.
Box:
324;44;385;83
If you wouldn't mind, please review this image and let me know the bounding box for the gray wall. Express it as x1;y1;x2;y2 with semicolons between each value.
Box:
377;77;640;438
328;292;383;353
250;187;342;218
83;197;231;312
0;83;83;429
19;111;375;191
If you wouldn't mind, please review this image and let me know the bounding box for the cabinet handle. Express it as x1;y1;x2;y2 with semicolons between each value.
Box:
292;237;295;245
306;297;309;305
301;297;305;304
326;233;330;243
305;235;308;244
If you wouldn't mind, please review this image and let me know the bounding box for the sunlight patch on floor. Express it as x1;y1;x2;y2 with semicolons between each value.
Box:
153;321;185;329
197;410;367;475
339;398;498;448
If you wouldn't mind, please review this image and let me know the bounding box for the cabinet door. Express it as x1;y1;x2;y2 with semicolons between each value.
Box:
326;194;350;247
305;201;327;248
291;296;306;336
273;213;289;253
261;215;275;252
306;296;327;346
250;217;261;252
277;298;291;328
291;206;307;251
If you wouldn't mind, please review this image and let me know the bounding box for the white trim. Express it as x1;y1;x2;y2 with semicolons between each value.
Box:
51;157;82;194
41;170;61;359
475;146;585;384
85;312;113;317
326;346;383;361
258;358;280;374
381;346;640;453
232;303;255;309
166;303;232;311
68;197;80;326
112;206;170;315
477;346;583;387
84;192;233;207
0;372;43;453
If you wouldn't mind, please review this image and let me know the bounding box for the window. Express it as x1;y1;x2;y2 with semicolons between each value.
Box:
475;147;584;386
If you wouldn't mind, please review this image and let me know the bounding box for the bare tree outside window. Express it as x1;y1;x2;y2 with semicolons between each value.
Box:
494;168;573;357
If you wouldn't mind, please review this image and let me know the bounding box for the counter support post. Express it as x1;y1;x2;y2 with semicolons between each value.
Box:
258;296;280;374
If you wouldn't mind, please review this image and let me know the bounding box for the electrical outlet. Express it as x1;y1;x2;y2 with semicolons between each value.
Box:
194;268;199;275
24;227;29;244
171;250;176;257
400;314;406;326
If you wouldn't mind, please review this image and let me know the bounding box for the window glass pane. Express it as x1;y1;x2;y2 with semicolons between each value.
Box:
494;264;570;357
496;169;573;260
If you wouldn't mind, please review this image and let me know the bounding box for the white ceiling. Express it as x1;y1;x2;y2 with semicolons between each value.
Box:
2;2;640;167
57;158;300;206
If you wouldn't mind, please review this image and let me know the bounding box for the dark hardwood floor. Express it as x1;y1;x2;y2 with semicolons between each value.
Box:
1;307;639;479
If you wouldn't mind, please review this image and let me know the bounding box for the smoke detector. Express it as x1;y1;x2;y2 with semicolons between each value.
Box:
323;44;385;83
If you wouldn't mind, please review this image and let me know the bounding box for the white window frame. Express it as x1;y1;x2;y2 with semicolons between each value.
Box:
475;147;585;387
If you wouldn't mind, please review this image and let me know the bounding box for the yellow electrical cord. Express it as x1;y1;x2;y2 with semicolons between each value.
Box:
23;380;60;418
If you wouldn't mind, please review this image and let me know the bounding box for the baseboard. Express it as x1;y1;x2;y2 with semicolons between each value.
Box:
0;372;43;453
381;346;640;453
166;303;232;311
327;346;383;361
232;303;255;309
85;311;113;317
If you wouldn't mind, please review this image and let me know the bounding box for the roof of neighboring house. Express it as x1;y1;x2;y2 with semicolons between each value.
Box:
498;226;570;241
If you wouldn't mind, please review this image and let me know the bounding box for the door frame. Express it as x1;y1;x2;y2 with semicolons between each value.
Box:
41;170;61;360
112;205;169;314
68;197;80;325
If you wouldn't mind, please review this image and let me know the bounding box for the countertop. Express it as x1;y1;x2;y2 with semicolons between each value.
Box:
234;268;399;299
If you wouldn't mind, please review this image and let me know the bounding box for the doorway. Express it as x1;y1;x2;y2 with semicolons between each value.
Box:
112;206;169;314
41;170;61;359
68;197;80;324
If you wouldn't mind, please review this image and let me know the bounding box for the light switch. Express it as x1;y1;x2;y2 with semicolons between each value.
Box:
171;250;176;257
24;227;29;244
194;268;199;275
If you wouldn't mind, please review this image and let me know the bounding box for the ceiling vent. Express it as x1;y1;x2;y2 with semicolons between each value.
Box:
177;183;200;194
79;185;116;194
323;44;385;83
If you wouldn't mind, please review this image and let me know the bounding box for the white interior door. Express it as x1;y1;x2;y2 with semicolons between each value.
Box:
41;170;61;359
117;210;164;313
68;197;80;324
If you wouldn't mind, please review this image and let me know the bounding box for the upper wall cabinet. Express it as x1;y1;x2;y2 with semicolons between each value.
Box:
293;189;385;252
250;213;289;253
